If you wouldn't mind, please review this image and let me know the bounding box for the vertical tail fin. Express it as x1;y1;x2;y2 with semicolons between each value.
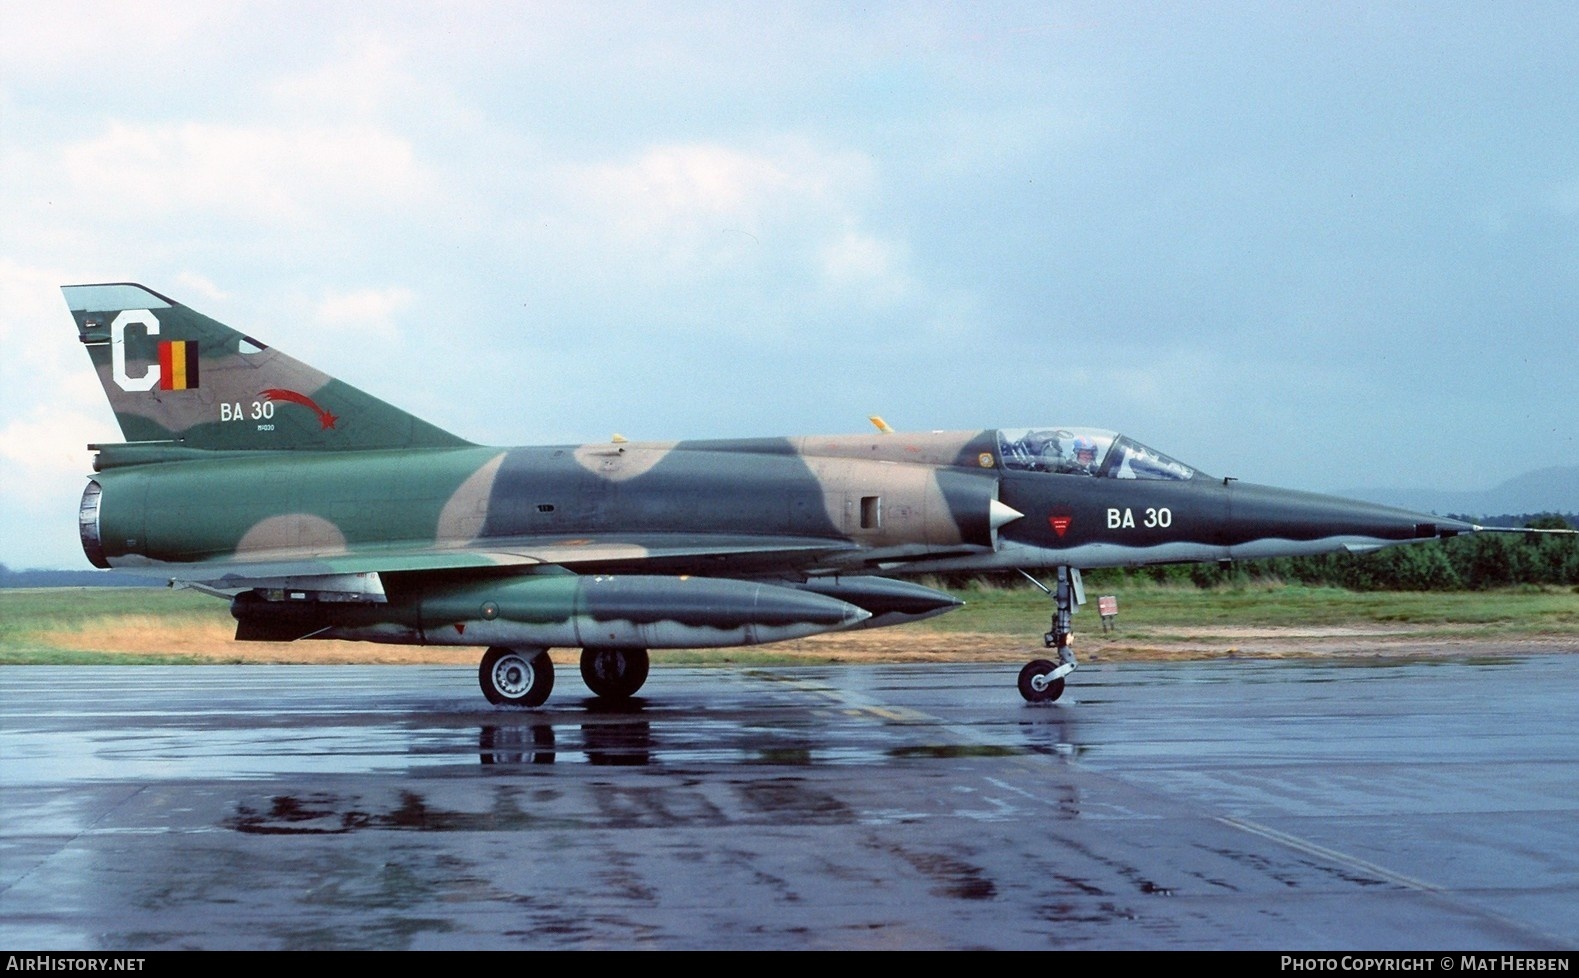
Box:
64;283;471;453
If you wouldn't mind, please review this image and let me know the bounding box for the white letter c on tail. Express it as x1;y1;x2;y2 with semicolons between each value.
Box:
111;310;160;391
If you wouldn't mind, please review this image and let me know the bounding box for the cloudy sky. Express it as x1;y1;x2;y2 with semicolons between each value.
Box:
2;2;1575;569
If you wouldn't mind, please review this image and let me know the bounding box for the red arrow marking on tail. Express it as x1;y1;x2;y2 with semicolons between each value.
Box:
261;388;339;430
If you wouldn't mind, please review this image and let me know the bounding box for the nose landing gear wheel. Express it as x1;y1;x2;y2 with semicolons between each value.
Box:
1016;565;1080;702
580;648;650;700
480;646;555;707
1018;658;1066;703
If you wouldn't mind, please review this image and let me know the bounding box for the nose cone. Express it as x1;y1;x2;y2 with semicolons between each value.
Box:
1227;483;1475;558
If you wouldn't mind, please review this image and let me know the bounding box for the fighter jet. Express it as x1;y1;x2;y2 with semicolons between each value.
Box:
64;283;1521;706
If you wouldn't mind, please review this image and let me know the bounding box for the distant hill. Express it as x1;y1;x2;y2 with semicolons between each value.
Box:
1337;466;1578;518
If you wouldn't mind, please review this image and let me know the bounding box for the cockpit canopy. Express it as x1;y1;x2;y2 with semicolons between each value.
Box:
996;427;1201;481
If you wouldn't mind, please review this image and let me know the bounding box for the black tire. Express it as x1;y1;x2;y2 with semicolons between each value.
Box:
580;648;650;700
480;646;555;707
1017;658;1065;703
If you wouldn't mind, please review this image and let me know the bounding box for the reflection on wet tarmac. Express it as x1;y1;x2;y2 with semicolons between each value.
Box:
475;717;1065;767
6;659;1578;950
465;688;1084;769
227;788;557;834
582;717;653;766
478;723;555;765
476;716;657;766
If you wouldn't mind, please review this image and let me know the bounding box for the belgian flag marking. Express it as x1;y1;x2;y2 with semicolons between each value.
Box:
158;340;199;390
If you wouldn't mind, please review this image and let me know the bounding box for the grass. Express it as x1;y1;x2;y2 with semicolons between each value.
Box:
0;587;230;664
1;582;1576;665
923;578;1579;638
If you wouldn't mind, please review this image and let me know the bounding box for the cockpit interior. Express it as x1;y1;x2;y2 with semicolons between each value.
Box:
996;428;1199;481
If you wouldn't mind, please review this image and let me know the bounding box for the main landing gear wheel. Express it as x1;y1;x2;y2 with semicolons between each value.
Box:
580;648;650;700
1018;659;1066;703
480;646;555;707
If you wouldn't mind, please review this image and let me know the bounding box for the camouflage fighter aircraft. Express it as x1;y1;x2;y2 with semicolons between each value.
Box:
65;283;1516;706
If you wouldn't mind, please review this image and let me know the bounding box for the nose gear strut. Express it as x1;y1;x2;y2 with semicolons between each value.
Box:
1016;566;1083;702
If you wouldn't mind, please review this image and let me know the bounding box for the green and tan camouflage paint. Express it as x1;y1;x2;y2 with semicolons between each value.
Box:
63;282;1475;667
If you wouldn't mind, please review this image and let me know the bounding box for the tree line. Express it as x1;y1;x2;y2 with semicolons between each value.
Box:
1085;514;1579;591
0;564;162;588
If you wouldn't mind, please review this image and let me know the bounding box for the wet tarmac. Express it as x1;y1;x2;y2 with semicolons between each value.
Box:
2;655;1577;950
